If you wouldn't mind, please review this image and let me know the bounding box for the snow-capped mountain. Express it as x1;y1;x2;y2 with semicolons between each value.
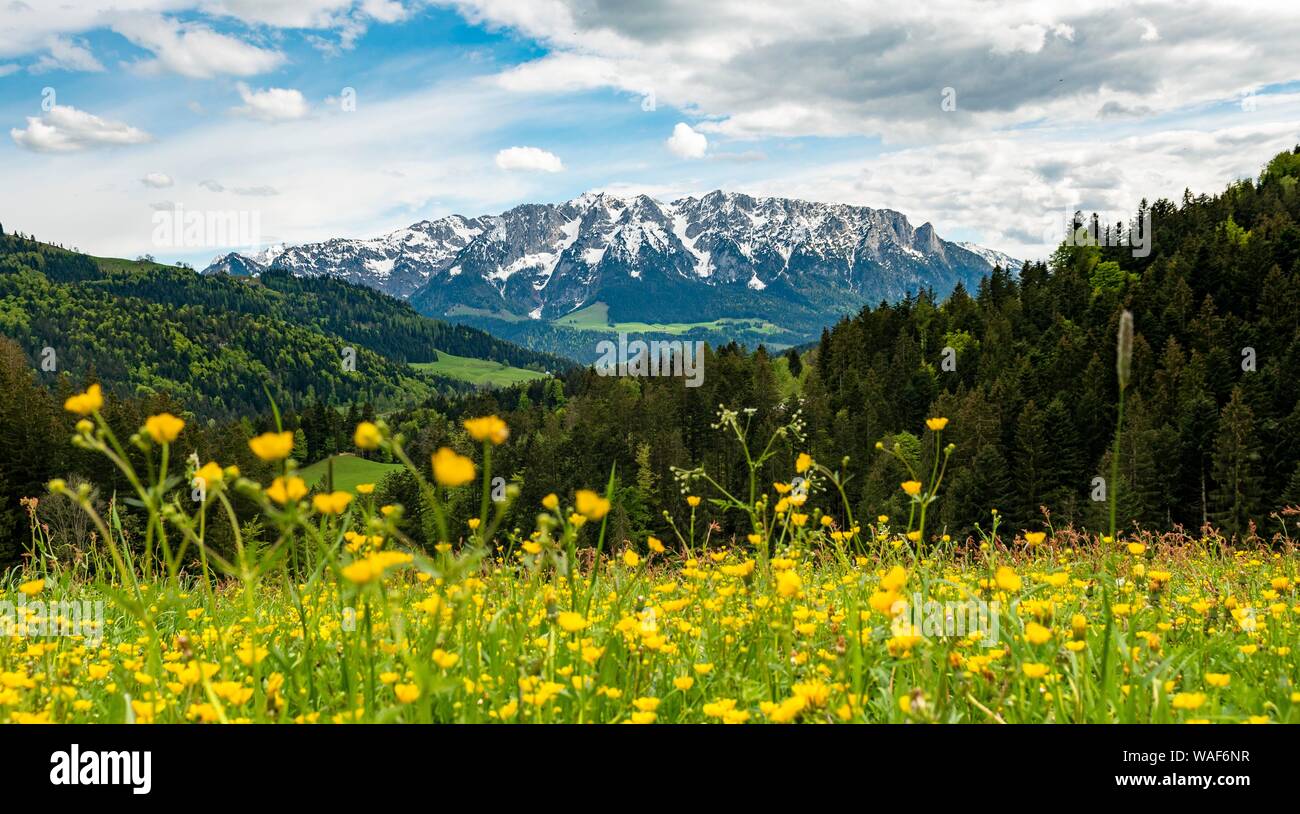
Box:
956;242;1020;273
203;191;1018;331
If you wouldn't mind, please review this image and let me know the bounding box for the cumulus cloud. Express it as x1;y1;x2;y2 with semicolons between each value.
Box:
666;122;708;159
141;172;174;187
11;105;151;152
231;185;279;196
30;36;104;73
112;14;284;78
473;0;1300;143
494;146;564;172
738;118;1300;259
230;83;310;122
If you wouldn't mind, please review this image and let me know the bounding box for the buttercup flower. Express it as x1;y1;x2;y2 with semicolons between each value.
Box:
144;413;185;443
312;491;353;515
432;447;476;487
249;431;294;462
266;476;308;505
64;383;103;416
575;489;610;520
463;415;509;445
353;421;382;450
194;461;223;491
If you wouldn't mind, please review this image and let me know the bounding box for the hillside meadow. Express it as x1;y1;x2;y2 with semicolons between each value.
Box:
2;378;1298;725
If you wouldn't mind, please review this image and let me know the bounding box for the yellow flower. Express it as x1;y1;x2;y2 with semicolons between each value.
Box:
901;480;922;496
542;493;559;510
18;579;44;597
673;676;695;691
686;496;701;508
1022;663;1049;679
623;550;641;568
1024;622;1052;645
432;649;459;669
248;430;294;461
394;683;421;704
463;415;509;445
194;461;223;491
795;452;812;473
431;447;476;487
356;483;374;495
880;565;908;591
1204;673;1230;688
1127;542;1146;556
776;570;802;598
647;536;665;553
353;421;382;450
556;611;588;633
63;383;103;415
575;489;610;520
1171;692;1206;711
143;412;185;443
342;551;412;584
467;518;481;531
925;417;948;431
312;491;354;515
1071;613;1087;641
1024;531;1046;547
265;476;307;505
995;566;1021;592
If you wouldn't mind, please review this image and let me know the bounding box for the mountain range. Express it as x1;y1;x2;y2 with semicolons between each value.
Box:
206;191;1019;360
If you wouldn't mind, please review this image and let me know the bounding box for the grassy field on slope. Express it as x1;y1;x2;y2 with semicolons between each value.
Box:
411;350;550;387
298;454;405;492
554;301;785;337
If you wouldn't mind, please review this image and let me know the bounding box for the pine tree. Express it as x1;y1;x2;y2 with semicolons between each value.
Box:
784;347;803;378
1210;388;1264;539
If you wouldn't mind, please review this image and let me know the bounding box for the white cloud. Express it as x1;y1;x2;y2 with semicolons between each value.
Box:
141;172;174;188
0;65;19;77
0;2;399;64
30;36;104;73
666;122;707;159
10;105;151;152
0;79;550;260
230;83;310;122
495;146;564;172
472;0;1300;143
737;115;1300;259
112;14;284;78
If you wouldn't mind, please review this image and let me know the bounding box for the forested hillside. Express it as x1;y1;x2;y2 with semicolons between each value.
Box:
0;236;569;417
366;148;1300;548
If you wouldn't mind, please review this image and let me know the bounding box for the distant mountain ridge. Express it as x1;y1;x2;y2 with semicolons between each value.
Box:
206;192;1019;338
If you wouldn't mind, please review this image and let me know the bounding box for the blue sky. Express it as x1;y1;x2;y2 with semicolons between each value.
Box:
2;1;1298;266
